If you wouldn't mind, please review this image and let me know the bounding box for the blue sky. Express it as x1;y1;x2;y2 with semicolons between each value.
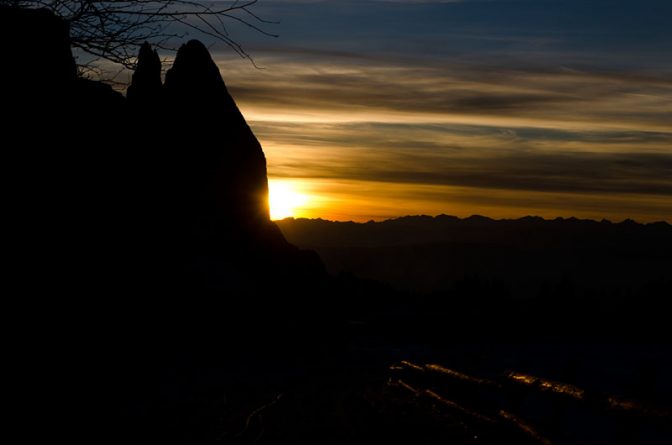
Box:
190;0;672;221
242;0;671;67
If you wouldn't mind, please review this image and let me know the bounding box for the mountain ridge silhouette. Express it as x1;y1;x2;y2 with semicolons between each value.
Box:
276;214;672;245
277;214;671;294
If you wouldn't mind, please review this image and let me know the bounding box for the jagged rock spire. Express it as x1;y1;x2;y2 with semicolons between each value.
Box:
127;42;162;105
125;40;272;249
162;40;271;231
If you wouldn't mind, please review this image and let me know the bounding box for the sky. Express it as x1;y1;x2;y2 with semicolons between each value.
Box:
198;0;671;222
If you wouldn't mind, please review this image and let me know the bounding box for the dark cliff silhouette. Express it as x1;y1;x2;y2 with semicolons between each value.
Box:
3;5;325;298
1;6;124;117
125;38;325;299
3;7;330;442
3;5;126;305
126;42;162;104
157;39;274;244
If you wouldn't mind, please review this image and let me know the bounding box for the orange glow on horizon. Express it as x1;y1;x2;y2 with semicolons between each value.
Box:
266;177;670;223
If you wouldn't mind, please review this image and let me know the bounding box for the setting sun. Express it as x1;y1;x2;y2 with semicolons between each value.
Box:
269;179;310;220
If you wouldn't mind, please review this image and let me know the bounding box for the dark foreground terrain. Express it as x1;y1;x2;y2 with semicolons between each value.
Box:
70;206;670;445
114;336;671;444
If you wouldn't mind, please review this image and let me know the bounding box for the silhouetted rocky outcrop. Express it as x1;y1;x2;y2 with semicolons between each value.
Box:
5;8;333;441
124;39;324;299
126;42;162;104
3;6;125;295
162;40;272;239
2;5;124;113
4;5;328;347
1;6;75;90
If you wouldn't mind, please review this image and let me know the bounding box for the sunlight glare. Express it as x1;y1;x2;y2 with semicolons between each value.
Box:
269;180;309;220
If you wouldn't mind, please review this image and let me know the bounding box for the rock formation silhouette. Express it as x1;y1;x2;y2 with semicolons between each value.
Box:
162;40;272;241
4;6;332;441
126;42;162;105
2;5;125;122
3;4;329;358
125;39;325;298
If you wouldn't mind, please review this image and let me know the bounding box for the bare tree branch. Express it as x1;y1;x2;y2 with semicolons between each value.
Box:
3;1;277;71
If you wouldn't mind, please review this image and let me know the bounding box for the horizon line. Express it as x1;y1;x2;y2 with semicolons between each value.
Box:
273;213;671;226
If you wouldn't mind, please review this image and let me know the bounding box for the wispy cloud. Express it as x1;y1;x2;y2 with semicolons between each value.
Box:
253;121;672;194
221;57;672;133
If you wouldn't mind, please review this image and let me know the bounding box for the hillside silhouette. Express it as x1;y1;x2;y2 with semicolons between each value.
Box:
4;6;670;445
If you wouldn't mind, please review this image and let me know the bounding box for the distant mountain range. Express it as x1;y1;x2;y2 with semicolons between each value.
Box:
277;215;671;294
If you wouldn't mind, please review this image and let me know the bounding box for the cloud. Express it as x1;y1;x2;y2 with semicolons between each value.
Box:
252;121;672;196
219;55;672;133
